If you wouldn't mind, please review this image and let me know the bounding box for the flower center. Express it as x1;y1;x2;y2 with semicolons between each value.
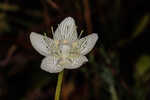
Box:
56;44;72;67
59;44;70;59
52;40;79;67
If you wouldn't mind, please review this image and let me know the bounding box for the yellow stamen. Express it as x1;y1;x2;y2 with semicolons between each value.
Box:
63;40;68;44
72;42;78;48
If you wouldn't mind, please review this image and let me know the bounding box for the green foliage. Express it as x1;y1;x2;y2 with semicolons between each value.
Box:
0;13;10;33
0;3;19;11
135;55;150;80
134;55;150;100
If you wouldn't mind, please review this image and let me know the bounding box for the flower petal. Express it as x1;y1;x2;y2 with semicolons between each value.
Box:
41;56;64;73
64;55;88;69
77;33;98;55
54;17;78;42
30;32;53;56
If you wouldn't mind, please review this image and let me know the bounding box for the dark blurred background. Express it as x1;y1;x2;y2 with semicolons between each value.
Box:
0;0;150;100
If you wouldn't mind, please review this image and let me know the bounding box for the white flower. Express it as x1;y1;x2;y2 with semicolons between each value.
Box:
30;17;98;73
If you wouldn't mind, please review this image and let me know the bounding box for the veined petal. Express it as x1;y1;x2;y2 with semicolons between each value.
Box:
64;55;88;69
54;17;78;42
41;56;64;73
77;33;98;55
30;32;53;56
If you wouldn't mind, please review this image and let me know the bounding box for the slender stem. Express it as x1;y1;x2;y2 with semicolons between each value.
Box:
54;70;64;100
110;85;118;100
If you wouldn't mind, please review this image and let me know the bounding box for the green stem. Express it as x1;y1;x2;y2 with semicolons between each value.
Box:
110;85;118;100
54;70;64;100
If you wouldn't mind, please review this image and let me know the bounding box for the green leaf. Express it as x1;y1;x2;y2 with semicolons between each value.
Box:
135;55;150;81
